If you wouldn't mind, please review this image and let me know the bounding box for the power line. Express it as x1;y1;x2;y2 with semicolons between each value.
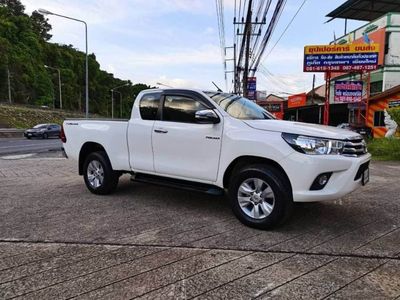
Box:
250;0;286;75
263;0;307;61
215;0;227;89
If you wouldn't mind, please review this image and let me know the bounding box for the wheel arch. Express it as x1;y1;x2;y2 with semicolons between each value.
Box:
222;156;292;192
79;142;109;175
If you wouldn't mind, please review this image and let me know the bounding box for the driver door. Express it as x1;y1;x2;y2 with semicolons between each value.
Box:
152;93;223;182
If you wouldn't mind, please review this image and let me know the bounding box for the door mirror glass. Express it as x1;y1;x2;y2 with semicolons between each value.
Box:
195;109;220;124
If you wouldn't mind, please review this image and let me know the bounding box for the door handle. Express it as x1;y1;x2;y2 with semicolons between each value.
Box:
154;129;168;134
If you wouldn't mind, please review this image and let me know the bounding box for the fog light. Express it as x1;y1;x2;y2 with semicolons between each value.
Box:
318;175;329;186
310;172;332;191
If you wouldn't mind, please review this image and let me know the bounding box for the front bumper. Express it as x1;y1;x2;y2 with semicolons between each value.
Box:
280;152;371;202
24;132;42;138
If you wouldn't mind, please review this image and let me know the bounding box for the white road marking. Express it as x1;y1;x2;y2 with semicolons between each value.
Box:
1;153;35;160
0;142;59;149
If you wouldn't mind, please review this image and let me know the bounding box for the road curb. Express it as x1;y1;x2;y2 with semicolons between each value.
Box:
0;129;25;138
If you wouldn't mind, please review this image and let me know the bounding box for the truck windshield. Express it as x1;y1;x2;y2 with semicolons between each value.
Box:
204;92;275;120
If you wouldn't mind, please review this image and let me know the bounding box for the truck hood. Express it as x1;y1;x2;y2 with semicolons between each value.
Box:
243;119;361;140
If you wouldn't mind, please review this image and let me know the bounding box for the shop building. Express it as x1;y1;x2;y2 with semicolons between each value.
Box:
256;94;286;119
367;84;400;137
325;1;400;128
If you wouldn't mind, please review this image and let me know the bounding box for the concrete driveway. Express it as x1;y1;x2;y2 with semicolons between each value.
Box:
0;157;399;299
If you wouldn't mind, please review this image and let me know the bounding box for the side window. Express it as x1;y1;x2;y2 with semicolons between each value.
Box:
374;111;385;127
163;95;208;123
139;93;161;120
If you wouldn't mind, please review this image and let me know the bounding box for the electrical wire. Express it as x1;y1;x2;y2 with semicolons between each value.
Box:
263;0;307;62
250;0;286;74
215;0;227;89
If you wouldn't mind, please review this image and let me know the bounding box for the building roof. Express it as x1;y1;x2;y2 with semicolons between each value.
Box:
307;84;326;98
265;94;286;102
369;84;400;100
326;0;400;22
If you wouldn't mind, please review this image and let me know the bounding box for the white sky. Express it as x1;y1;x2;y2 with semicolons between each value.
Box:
22;0;367;94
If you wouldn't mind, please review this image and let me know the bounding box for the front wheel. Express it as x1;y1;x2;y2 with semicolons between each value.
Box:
228;164;293;229
42;133;48;139
83;151;119;195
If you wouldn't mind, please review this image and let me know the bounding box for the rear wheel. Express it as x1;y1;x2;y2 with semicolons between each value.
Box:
83;151;119;195
228;164;293;229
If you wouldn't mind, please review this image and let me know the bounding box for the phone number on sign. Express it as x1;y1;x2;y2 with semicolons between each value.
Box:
304;65;378;72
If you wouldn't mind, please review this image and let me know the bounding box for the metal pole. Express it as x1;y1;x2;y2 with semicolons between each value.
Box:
7;68;11;104
242;0;253;98
120;92;122;118
324;72;331;125
84;22;89;118
58;69;62;109
111;89;114;119
39;11;88;117
233;43;237;93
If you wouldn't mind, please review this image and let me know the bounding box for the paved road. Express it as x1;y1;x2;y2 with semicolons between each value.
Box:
0;138;62;156
0;157;399;299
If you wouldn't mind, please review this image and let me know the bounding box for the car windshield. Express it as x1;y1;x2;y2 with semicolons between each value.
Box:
33;124;47;129
204;92;275;120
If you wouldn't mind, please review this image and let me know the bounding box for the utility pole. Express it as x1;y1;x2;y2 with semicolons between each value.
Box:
7;67;11;104
233;43;237;93
242;0;253;98
111;89;114;119
311;74;316;104
44;65;62;109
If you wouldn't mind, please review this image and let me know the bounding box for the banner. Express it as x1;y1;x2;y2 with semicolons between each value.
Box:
304;43;380;72
247;77;257;100
334;81;363;103
288;93;307;108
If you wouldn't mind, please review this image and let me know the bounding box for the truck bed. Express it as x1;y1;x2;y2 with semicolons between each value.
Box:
63;119;131;171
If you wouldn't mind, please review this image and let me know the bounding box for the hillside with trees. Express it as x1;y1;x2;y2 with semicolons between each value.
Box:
0;0;151;118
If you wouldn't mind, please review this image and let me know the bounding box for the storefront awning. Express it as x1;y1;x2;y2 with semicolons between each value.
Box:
326;0;400;22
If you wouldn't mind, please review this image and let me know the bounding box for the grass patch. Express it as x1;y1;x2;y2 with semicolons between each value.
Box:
367;138;400;161
0;104;101;129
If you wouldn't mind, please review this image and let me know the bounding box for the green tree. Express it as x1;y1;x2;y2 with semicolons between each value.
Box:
0;0;25;16
30;10;52;41
0;0;151;115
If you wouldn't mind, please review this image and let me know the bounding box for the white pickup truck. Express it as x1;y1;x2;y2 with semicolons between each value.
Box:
62;89;371;229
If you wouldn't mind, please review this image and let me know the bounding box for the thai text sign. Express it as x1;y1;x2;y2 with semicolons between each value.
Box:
288;93;307;108
304;44;380;72
334;81;363;103
247;77;257;100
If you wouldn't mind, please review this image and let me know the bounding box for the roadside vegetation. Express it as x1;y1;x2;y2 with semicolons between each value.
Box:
0;0;150;118
368;138;400;161
388;107;400;124
0;104;87;128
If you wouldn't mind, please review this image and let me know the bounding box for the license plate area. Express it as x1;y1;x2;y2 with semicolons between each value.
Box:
362;168;369;185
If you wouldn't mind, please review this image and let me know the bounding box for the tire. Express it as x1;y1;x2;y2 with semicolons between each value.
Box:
42;133;48;139
83;151;119;195
228;164;293;229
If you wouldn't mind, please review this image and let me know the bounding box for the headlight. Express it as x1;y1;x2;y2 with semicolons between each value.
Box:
282;133;344;155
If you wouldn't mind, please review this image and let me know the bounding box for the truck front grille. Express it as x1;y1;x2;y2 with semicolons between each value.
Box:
342;137;368;157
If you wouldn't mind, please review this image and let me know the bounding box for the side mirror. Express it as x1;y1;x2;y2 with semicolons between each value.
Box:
195;109;220;124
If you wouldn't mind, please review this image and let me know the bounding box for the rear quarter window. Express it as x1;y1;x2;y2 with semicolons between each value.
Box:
139;93;161;120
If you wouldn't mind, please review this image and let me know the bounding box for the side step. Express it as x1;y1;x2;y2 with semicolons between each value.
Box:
131;173;225;196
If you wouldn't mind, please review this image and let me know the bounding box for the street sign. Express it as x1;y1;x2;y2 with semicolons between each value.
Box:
288;93;307;108
247;77;257;100
303;44;380;72
334;80;363;103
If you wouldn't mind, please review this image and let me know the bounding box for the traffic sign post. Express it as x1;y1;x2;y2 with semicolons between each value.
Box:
247;77;257;101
